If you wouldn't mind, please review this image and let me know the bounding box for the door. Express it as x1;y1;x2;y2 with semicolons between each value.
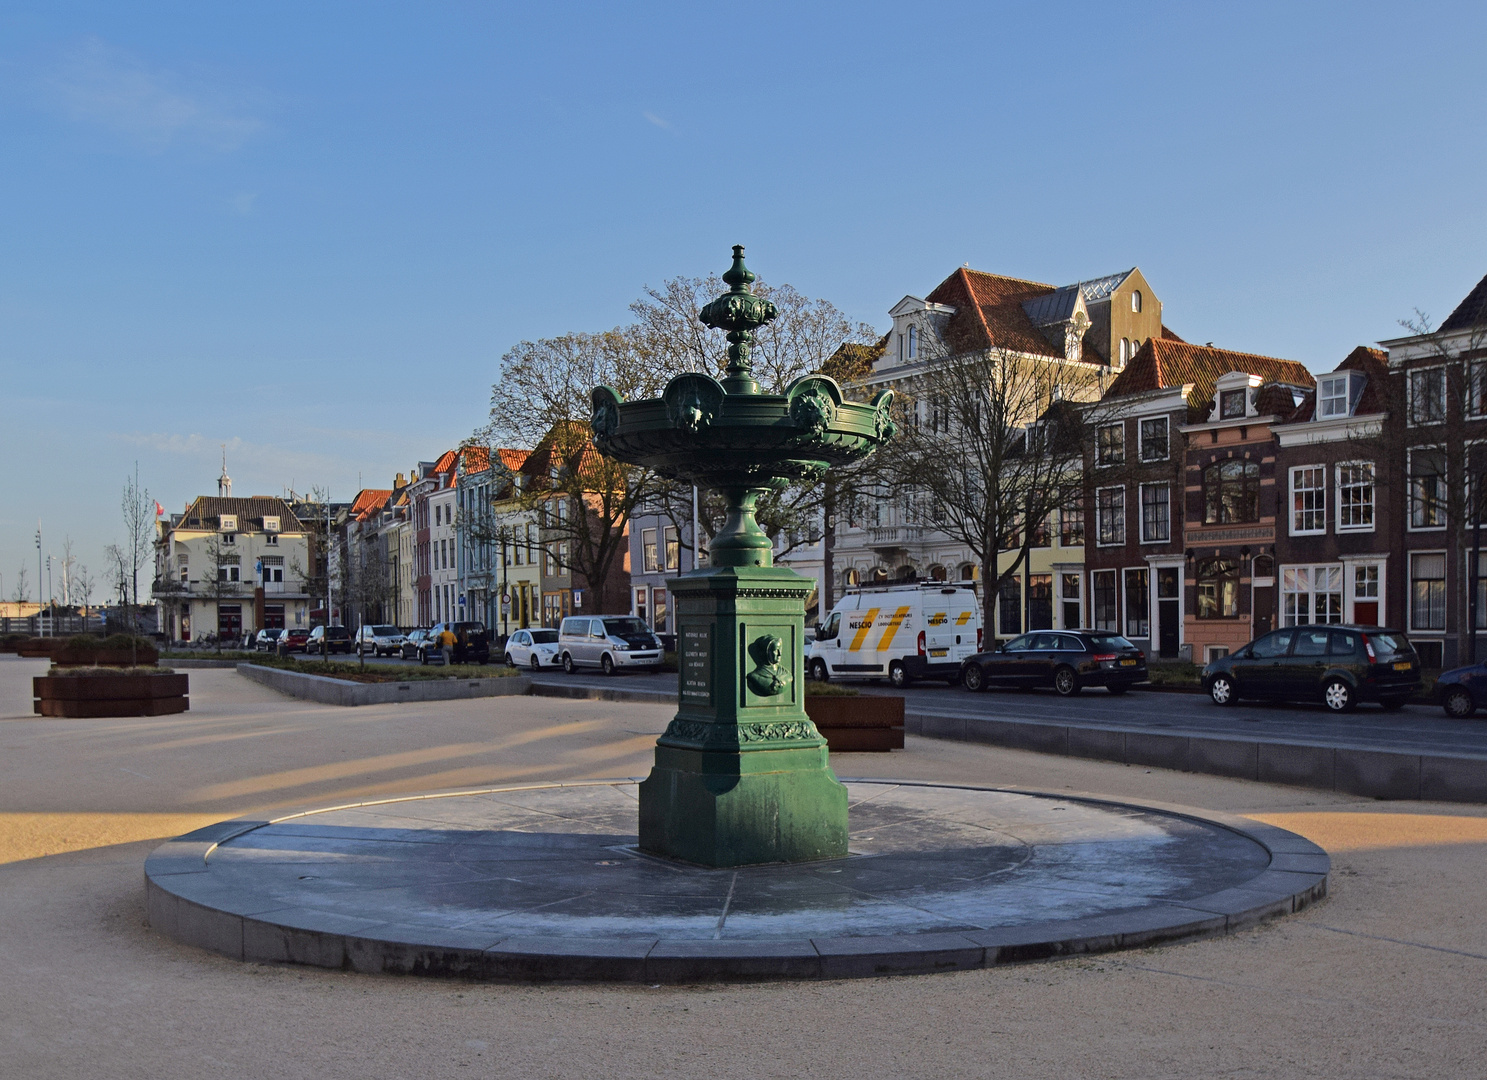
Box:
1025;632;1063;686
816;609;844;672
264;604;285;630
1231;630;1294;698
1157;567;1180;658
586;618;609;666
990;634;1037;684
1060;573;1082;631
1253;583;1275;636
217;604;242;641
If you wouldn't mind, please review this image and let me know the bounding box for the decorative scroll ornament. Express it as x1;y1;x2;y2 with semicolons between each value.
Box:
871;388;898;443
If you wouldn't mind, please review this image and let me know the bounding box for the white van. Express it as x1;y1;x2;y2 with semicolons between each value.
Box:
807;583;982;688
557;615;664;675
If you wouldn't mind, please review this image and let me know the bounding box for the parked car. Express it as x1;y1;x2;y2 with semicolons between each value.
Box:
400;629;433;661
427;621;491;664
504;628;561;670
254;628;284;652
1435;660;1487;718
1202;625;1420;712
276;628;311;655
960;630;1146;695
306;625;354;656
808;583;982;687
558;616;664;675
356;624;406;658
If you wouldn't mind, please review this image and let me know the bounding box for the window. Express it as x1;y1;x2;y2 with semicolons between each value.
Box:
1060;491;1084;546
1203;459;1260;524
222;533;236;545
1139;417;1168;461
1409;448;1447;528
1196;558;1239;619
1477;552;1487;630
1250;630;1295;658
1092;570;1118;631
1337;462;1375;531
907;324;917;360
1131;290;1142;313
654;588;668;632
1353;564;1381;626
1471;360;1487;418
1124;568;1149;638
1318;375;1350;419
642;528;659;573
1220;389;1247;419
1290;466;1326;534
1096;487;1126;545
998;576;1022;637
1410;553;1446;631
1409;367;1446;425
217;565;240;583
1027;574;1052;630
1029;515;1051;548
1119;338;1130;365
1282;565;1343;626
1139;484;1169;543
1097;424;1125;465
663;525;680;571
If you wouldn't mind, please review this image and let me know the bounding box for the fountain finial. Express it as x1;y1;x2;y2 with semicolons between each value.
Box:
699;244;777;394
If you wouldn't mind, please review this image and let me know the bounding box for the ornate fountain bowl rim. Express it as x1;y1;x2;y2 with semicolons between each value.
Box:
590;373;895;484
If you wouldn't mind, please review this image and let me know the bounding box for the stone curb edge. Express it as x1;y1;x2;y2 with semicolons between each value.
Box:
235;663;531;706
143;780;1327;984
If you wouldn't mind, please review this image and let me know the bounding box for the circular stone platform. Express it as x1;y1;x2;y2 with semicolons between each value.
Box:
145;780;1328;982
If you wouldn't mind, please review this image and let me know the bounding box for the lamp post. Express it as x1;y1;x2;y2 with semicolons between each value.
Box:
1471;473;1483;665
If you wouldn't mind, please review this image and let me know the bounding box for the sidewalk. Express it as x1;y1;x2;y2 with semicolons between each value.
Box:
3;657;1486;1079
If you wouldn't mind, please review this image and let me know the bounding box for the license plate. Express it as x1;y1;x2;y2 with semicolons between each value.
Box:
929;648;948;657
1393;661;1412;671
1120;659;1138;667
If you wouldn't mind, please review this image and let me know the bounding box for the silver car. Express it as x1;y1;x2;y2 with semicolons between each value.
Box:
558;616;663;676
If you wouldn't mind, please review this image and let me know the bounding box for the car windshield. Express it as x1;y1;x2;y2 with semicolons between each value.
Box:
1368;632;1411;659
530;630;559;644
1086;634;1136;651
371;626;397;635
603;618;650;636
325;627;350;637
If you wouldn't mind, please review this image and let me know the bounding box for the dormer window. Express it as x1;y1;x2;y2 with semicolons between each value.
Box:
1220;389;1247;419
1131;290;1142;313
1318;375;1350;419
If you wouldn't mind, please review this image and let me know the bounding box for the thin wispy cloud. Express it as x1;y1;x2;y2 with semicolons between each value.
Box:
40;37;264;151
230;191;259;215
643;111;674;132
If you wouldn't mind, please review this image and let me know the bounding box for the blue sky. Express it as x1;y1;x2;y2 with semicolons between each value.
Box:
2;1;1484;601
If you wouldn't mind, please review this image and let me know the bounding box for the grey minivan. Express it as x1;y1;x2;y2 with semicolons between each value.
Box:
558;616;663;675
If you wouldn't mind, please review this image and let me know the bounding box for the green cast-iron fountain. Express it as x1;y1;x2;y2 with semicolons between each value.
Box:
590;246;895;866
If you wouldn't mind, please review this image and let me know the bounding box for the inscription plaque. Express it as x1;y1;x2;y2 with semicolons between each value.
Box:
681;624;713;705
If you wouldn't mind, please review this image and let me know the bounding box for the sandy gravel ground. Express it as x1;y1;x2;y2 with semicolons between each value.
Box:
2;656;1485;1079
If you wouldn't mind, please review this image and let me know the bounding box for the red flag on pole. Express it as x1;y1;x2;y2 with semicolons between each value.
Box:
154;501;165;516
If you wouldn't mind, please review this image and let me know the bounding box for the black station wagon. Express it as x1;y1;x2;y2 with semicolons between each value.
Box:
960;631;1147;695
1202;625;1420;712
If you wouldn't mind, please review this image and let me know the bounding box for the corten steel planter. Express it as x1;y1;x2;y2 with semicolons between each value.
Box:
591;246;896;867
33;673;189;717
51;647;159;668
804;695;905;752
16;639;59;658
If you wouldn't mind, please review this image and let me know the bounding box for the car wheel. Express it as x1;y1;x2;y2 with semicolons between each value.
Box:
1053;666;1080;696
1444;688;1477;719
1107;684;1129;696
503;653;513;667
1323;678;1356;713
420;650;428;666
530;655;541;672
1209;675;1237;706
810;658;828;682
888;661;909;689
562;653;575;674
962;664;986;692
601;654;615;676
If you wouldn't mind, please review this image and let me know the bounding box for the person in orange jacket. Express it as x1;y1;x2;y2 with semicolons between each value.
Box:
438;626;456;666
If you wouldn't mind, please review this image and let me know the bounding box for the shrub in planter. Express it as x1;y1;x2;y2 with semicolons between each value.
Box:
1;633;29;654
16;637;60;658
804;689;904;752
33;666;187;717
51;634;158;668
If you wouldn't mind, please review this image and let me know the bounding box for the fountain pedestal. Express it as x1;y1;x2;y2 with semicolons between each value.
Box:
638;563;848;866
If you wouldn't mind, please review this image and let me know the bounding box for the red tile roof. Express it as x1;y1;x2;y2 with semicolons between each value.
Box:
925;268;1066;358
349;489;392;521
1104;338;1315;409
497;448;530;472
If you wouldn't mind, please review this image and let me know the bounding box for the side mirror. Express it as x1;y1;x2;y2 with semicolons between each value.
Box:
814;623;825;640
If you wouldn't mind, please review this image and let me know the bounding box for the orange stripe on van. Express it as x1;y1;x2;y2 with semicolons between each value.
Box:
848;608;880;652
876;607;911;651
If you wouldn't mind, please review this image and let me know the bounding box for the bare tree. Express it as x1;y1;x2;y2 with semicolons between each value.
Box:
872;327;1109;633
72;563;95;614
10;566;30;604
203;535;241;653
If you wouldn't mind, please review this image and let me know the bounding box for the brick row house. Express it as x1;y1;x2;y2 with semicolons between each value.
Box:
1084;340;1315;659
